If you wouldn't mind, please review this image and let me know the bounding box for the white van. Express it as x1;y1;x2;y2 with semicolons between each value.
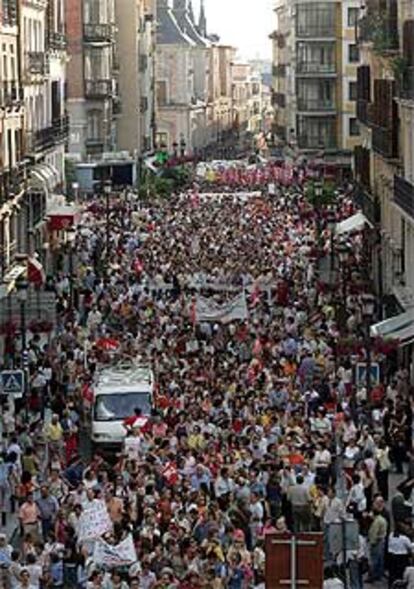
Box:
91;361;154;452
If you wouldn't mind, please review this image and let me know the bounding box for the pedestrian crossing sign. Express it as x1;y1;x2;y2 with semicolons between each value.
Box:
0;370;25;398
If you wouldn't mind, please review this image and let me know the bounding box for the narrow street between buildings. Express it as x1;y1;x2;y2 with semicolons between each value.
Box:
1;167;413;589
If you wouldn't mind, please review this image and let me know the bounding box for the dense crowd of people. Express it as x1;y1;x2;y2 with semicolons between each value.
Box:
0;168;413;589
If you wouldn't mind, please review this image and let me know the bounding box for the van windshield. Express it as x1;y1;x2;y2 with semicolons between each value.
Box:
94;392;152;421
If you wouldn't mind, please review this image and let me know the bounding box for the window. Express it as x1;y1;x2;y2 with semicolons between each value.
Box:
87;109;102;140
349;81;357;101
347;7;359;27
348;44;360;63
156;132;168;148
156;81;167;106
349;117;360;136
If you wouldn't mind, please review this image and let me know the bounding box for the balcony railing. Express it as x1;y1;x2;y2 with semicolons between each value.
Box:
296;62;336;75
0;81;23;106
0;164;27;205
83;23;114;42
394;175;414;219
48;31;67;50
2;0;18;27
52;114;70;142
25;52;49;76
272;64;286;77
85;79;113;99
296;24;336;39
272;92;286;108
371;124;398;159
297;98;336;112
399;66;414;101
85;138;105;155
298;134;337;149
26;115;69;154
356;99;370;125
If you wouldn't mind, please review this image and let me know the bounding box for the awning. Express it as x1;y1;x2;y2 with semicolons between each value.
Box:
392;284;414;310
28;163;56;194
335;212;373;235
27;256;46;286
0;264;26;300
47;205;80;231
370;309;414;347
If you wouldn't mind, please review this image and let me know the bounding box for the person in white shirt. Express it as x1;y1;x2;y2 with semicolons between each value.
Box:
388;530;413;587
323;566;344;589
346;474;366;516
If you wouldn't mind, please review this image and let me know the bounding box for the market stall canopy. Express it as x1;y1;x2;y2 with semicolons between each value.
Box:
47;204;80;231
370;309;414;347
335;212;372;235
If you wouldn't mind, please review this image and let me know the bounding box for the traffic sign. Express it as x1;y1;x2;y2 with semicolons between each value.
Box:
0;370;25;398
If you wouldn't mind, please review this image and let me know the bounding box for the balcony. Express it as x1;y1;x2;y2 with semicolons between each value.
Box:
0;81;23;106
272;64;286;77
394;175;414;219
372;124;398;159
85;80;113;99
0;164;26;205
83;23;114;43
48;31;67;50
298;135;337;150
52;114;70;142
1;0;17;27
356;99;370;125
399;67;414;101
26;115;69;154
296;62;336;76
296;24;336;39
85;138;105;155
297;98;336;112
272;92;286;108
25;52;49;76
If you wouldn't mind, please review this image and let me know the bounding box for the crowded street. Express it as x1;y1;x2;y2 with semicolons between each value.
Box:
0;162;413;589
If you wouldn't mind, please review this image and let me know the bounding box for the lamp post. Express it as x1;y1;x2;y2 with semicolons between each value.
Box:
16;275;29;413
179;137;186;158
361;293;376;403
172;141;178;158
104;180;112;268
66;227;76;311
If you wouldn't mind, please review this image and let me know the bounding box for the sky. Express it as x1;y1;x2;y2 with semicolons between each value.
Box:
192;0;274;60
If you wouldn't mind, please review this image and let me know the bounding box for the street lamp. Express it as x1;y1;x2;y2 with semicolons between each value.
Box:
16;275;29;362
361;292;376;403
66;227;76;311
179;137;186;157
104;180;112;267
172;141;178;157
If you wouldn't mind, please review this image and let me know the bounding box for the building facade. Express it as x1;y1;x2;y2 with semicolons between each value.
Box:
0;0;26;278
65;0;117;159
155;0;236;155
354;0;414;321
271;0;361;169
0;0;68;283
115;0;156;158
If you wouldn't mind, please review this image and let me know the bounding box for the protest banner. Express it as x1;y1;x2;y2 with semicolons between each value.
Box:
78;500;112;542
195;292;248;323
93;534;138;568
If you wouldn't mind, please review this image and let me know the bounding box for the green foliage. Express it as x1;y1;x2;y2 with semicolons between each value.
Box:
161;166;192;189
138;176;174;200
305;181;336;208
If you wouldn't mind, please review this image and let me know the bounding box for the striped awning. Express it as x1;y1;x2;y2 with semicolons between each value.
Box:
370;309;414;347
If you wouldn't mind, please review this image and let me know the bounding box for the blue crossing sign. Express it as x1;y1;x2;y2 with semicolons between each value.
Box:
0;370;25;398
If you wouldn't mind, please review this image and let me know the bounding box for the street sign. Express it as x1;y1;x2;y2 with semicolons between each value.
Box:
0;370;25;398
355;362;380;387
265;532;323;589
